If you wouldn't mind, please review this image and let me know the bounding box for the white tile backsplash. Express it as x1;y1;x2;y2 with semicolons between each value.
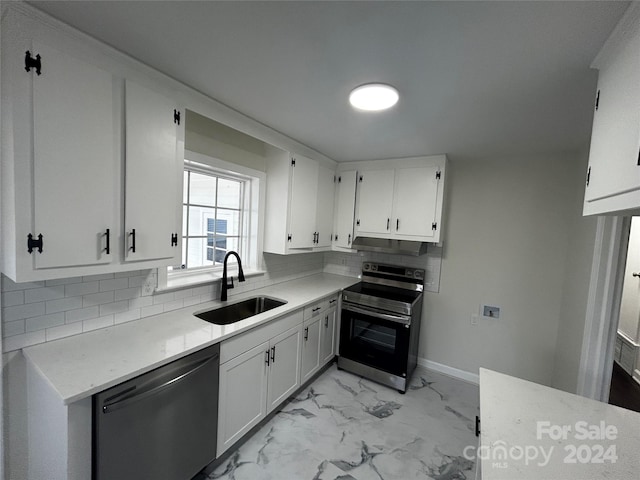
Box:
1;251;328;352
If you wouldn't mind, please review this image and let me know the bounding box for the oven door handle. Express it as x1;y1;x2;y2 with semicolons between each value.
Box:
342;303;411;325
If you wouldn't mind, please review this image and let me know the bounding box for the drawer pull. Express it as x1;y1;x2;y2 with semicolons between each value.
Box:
304;327;309;341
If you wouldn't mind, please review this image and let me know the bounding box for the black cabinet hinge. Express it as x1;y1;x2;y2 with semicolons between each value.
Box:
287;234;292;242
595;90;600;111
432;222;438;231
356;219;360;226
291;158;296;167
174;109;181;125
436;171;441;179
25;51;42;75
171;233;178;246
27;233;43;254
359;175;363;183
338;176;342;183
586;166;591;186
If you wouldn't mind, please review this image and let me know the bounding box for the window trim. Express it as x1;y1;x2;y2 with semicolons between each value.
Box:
158;150;266;292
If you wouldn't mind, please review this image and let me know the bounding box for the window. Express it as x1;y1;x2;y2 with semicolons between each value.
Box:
178;166;245;270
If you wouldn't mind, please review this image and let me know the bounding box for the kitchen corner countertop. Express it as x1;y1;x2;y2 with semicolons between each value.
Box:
479;368;640;480
23;273;358;405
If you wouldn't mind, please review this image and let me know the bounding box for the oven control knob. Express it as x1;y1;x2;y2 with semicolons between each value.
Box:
414;271;423;279
371;264;377;271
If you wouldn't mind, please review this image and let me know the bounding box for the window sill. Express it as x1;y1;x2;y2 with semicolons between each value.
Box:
157;268;266;293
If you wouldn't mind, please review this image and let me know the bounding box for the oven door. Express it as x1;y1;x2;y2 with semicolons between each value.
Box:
339;303;411;377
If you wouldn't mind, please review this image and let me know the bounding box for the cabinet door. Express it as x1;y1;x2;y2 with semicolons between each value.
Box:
266;326;302;413
333;171;357;249
393;167;441;239
585;22;640;203
315;164;336;247
124;80;182;262
320;306;337;365
288;154;318;248
356;170;394;235
217;342;269;456
32;43;115;269
301;319;321;384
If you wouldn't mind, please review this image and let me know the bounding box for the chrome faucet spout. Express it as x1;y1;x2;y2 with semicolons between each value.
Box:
221;251;245;301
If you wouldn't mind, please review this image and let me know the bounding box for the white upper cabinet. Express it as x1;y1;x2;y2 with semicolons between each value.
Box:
124;80;183;263
315;163;336;247
356;169;395;235
264;150;337;254
32;43;116;270
583;4;640;216
332;170;358;249
288;153;319;249
354;156;446;243
1;7;184;281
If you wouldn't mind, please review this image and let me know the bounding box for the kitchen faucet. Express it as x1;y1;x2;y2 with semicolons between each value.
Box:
221;251;245;301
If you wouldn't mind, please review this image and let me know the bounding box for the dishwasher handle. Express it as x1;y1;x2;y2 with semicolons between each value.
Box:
102;353;218;414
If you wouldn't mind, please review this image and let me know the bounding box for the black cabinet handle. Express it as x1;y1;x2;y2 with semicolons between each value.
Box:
396;219;400;231
387;218;390;230
271;346;275;363
129;229;136;252
348;234;351;245
475;415;481;437
265;350;270;366
312;307;321;312
104;229;110;255
325;315;329;327
304;327;309;341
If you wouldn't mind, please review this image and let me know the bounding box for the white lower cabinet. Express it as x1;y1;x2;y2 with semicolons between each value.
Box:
217;311;302;456
301;318;321;384
320;306;337;365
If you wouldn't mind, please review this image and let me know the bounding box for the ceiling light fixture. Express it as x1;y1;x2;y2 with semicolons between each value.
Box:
349;83;399;111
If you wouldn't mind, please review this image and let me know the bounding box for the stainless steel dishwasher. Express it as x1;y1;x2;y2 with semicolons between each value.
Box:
93;344;219;480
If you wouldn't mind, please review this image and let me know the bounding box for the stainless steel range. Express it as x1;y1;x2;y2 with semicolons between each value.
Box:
338;262;424;393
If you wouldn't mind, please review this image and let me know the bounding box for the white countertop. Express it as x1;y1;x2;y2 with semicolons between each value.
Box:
479;368;640;480
23;273;358;405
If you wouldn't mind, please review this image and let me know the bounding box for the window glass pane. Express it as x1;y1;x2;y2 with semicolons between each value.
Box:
190;172;217;206
214;237;239;265
182;205;188;237
187;238;213;269
183;171;189;203
217;178;241;209
188;206;216;236
216;208;240;236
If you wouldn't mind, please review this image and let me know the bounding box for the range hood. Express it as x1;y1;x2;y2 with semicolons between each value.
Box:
351;236;428;256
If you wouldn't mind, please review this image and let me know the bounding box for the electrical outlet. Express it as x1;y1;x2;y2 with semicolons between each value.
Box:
482;305;501;319
142;282;154;296
471;314;479;326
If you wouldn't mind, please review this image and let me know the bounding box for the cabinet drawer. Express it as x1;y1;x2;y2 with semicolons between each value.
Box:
220;310;303;364
303;295;338;321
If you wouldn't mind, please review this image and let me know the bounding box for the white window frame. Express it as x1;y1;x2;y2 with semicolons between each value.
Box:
158;150;265;291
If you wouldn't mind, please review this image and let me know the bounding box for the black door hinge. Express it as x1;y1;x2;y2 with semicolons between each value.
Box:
291;158;296;167
595;90;600;111
27;233;43;254
174;109;181;125
586;166;591;186
287;234;292;242
171;233;178;246
436;171;441;179
25;51;42;75
432;222;438;231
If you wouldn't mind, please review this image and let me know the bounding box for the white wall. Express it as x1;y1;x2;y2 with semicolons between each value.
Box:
552;152;598;393
419;153;585;386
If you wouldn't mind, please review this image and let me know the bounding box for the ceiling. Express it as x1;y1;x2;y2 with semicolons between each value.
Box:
29;1;630;162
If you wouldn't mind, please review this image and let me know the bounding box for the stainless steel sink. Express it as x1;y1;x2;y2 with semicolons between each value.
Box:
194;296;287;325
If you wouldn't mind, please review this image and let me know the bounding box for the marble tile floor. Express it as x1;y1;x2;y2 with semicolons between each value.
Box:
197;364;480;480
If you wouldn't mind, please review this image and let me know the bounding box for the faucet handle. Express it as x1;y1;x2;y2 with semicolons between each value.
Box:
226;276;234;289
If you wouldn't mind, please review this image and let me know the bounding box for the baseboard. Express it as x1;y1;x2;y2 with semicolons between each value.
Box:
633;369;640;386
416;357;479;385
